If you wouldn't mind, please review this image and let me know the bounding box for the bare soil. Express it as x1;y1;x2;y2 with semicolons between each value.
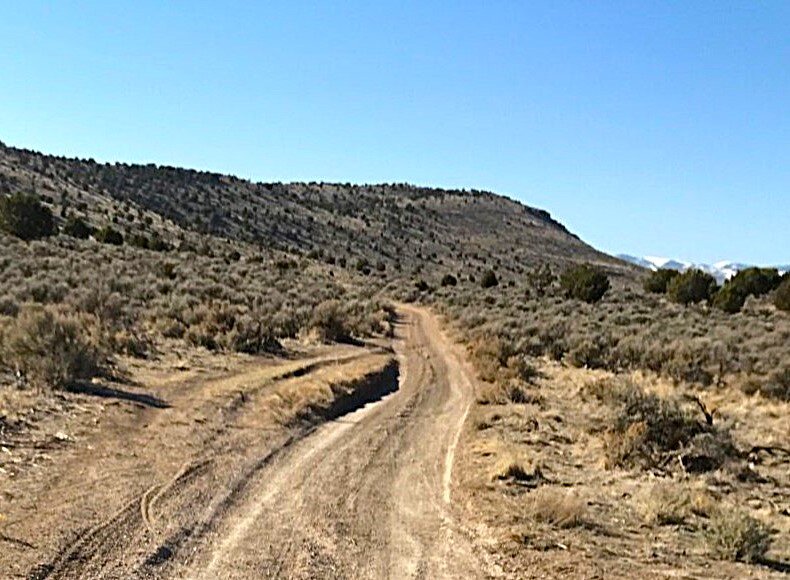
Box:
4;306;785;579
1;306;501;579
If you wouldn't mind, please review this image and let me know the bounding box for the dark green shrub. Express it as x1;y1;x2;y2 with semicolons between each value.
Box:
62;215;93;239
0;193;55;240
95;225;124;245
148;236;170;252
559;264;610;303
713;284;746;314
667;269;717;305
732;267;782;296
714;267;782;313
775;276;790;312
643;269;679;294
480;270;499;289
440;274;457;287
414;279;430;292
129;234;150;249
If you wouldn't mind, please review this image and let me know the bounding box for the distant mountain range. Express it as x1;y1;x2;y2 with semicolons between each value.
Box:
617;255;789;283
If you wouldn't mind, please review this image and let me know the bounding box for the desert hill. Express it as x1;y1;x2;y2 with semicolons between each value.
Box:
0;140;631;282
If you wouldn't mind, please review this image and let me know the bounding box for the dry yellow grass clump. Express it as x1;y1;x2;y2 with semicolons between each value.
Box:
260;353;396;426
526;488;587;529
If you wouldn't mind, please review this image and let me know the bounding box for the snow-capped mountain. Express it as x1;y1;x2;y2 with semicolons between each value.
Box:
617;255;788;283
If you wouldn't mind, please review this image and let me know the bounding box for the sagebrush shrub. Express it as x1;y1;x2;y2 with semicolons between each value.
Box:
0;305;104;389
565;334;610;369
471;335;517;383
225;316;281;354
704;509;772;563
759;366;790;401
310;300;353;343
0;295;19;317
603;384;734;470
525;264;555;297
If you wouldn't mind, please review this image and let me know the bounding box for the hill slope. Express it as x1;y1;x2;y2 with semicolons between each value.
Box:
0;140;630;280
2;141;789;578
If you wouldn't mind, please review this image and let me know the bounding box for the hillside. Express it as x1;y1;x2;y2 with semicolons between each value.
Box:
1;141;788;578
0;140;631;282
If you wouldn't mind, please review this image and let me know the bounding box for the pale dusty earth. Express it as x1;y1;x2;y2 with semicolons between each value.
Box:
2;306;787;579
1;306;502;579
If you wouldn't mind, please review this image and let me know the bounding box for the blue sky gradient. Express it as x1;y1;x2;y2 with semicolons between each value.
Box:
1;2;787;264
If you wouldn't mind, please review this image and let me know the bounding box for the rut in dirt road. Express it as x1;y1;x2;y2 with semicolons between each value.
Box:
172;305;486;579
24;307;490;580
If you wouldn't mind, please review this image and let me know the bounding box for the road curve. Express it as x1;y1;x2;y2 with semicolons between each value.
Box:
173;305;485;579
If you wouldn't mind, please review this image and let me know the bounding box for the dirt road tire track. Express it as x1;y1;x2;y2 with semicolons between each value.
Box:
24;306;493;579
172;305;491;579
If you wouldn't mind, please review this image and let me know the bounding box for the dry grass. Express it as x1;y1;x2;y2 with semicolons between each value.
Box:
260;354;394;426
476;380;540;406
526;488;587;529
635;481;715;526
456;357;790;577
491;455;544;485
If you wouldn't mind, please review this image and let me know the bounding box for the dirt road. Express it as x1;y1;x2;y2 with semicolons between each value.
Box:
6;306;492;579
174;305;484;579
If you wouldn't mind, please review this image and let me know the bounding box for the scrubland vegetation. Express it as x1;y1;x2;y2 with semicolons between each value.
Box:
1;141;787;575
439;264;788;574
0;234;393;393
435;267;788;400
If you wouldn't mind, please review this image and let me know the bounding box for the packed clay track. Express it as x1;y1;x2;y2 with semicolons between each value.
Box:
2;306;497;579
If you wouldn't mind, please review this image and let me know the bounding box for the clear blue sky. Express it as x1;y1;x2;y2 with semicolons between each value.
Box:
1;2;788;264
